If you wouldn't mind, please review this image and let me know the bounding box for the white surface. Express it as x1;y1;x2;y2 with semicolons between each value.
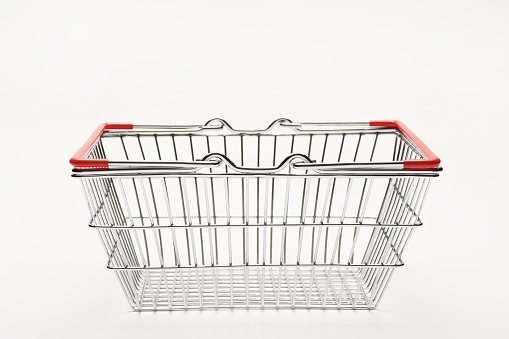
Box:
1;0;508;338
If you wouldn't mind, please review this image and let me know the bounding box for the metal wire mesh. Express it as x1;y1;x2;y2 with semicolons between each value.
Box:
73;119;439;310
113;266;396;311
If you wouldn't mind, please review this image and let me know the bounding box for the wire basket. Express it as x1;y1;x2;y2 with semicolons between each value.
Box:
70;118;441;310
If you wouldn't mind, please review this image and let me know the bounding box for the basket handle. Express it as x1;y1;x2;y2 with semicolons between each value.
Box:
204;118;295;133
201;153;314;173
70;123;133;168
370;120;440;170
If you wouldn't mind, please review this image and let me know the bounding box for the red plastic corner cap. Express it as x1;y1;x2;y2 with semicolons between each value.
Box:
70;123;133;168
370;120;440;170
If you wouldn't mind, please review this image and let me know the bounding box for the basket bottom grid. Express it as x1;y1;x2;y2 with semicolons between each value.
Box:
113;266;396;311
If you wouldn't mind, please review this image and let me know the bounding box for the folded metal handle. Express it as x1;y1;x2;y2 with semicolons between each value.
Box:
203;118;294;133
201;153;314;173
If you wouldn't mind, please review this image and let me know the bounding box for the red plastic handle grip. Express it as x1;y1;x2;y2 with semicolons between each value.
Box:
370;120;440;170
70;123;133;168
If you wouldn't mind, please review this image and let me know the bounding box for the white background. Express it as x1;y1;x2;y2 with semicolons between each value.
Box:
1;1;508;338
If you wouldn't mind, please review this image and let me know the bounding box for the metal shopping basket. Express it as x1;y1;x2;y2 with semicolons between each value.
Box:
70;118;441;310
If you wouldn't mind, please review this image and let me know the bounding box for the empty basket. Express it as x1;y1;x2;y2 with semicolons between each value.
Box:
70;118;441;310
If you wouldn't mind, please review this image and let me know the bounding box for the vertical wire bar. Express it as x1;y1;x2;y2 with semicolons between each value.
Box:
140;178;166;267
114;271;136;310
312;134;329;223
325;266;340;308
386;227;406;265
107;178;128;227
277;266;283;308
230;267;234;308
296;267;310;308
395;178;416;224
380;178;400;225
137;135;161;266
282;136;295;264
330;226;343;264
297;178;311;265
162;178;180;267
341;179;353;224
132;179;149;265
311;135;328;263
280;267;294;308
353;268;371;308
161;270;171;309
353;133;362;162
90;179;114;226
213;267;219;308
225;177;232;265
197;268;204;309
240;134;247;268
270;136;277;223
377;178;394;224
146;271;156;309
297;135;313;264
348;133;366;272
260;266;266;307
392;135;399;161
203;178;214;266
244;267;250;308
403;178;425;225
311;267;326;308
79;180;94;222
320;178;333;262
189;136;202;223
340;268;355;307
172;135;191;265
269;136;278;264
348;179;374;265
308;267;316;307
312;224;323;265
263;178;269;265
400;178;423;224
223;136;232;266
182;179;198;267
281;162;292;264
189;136;204;265
415;179;432;223
360;178;394;275
118;179;147;267
385;178;406;224
359;179;374;224
374;268;397;307
241;135;246;230
327;134;345;222
179;269;188;309
206;136;219;264
84;179;105;225
379;230;396;265
391;178;412;224
397;228;415;263
169;271;177;309
372;227;394;265
257;135;261;264
312;177;331;265
245;178;250;265
138;270;149;308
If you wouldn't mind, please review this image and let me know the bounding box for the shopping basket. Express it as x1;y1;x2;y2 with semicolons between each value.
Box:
70;118;441;310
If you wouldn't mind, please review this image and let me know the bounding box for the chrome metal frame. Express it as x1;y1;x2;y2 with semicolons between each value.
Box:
72;118;440;311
